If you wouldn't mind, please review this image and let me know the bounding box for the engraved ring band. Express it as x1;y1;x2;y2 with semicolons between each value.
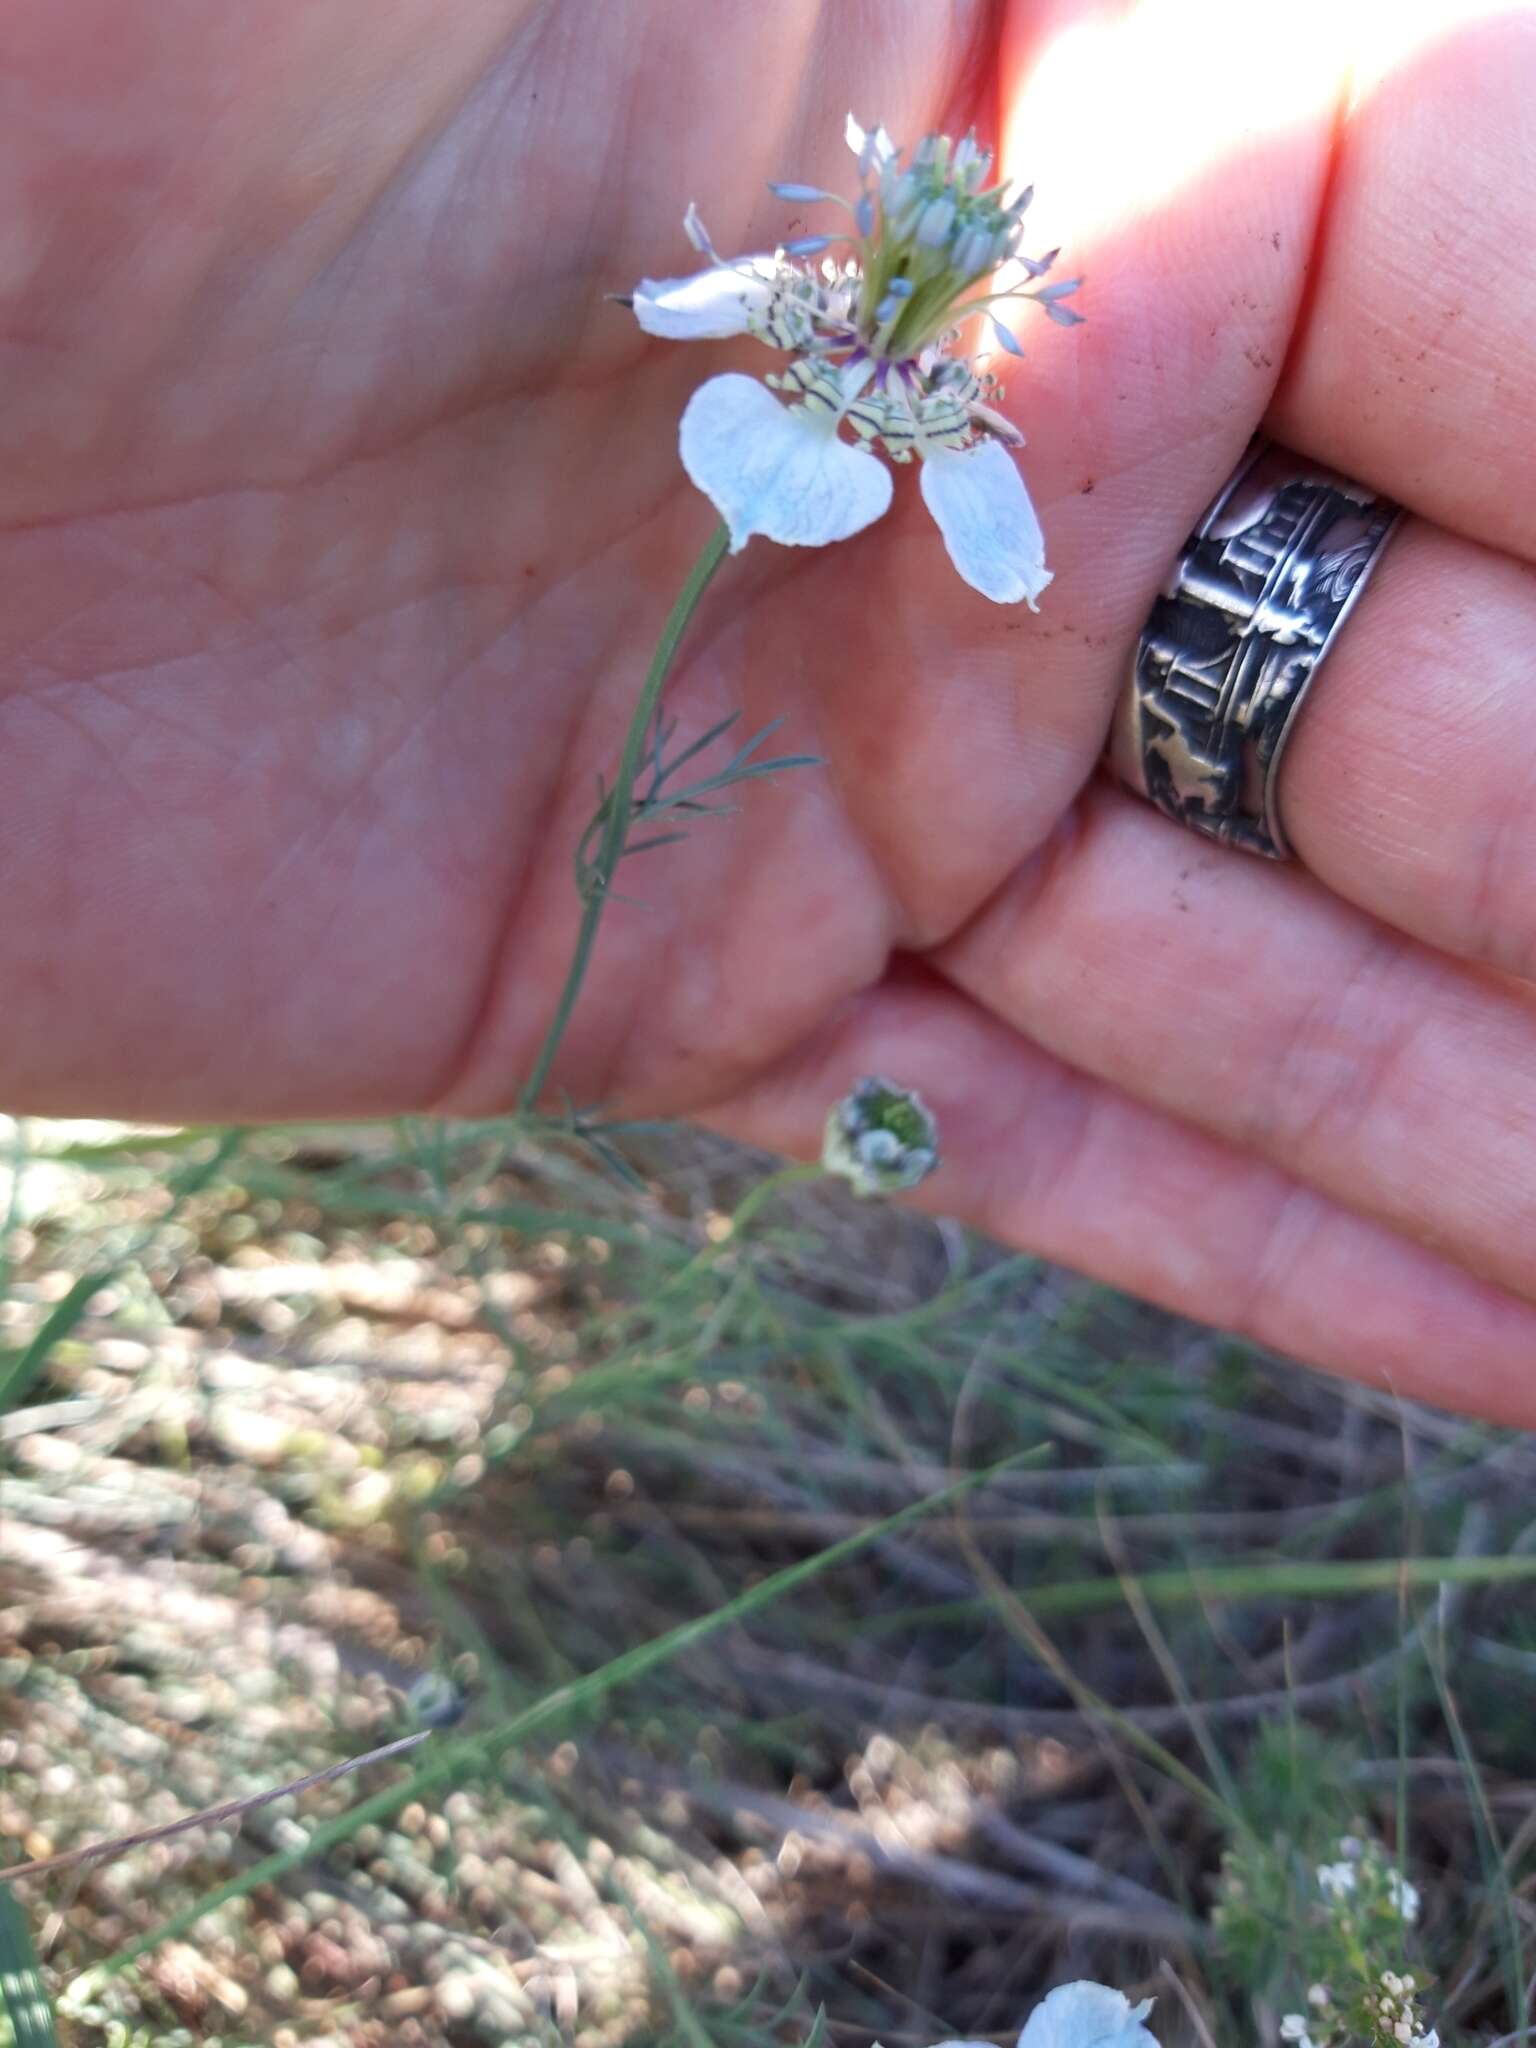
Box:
1106;441;1403;861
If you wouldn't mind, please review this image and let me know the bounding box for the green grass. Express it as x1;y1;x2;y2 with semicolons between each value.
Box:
0;1889;58;2047
2;1116;1534;2048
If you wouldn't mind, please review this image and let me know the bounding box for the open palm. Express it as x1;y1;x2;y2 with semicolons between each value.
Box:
5;0;1536;1419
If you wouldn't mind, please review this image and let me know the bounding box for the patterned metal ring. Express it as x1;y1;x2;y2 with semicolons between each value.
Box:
1107;440;1403;859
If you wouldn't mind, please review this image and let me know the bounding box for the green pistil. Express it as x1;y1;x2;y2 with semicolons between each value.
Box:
854;150;1020;360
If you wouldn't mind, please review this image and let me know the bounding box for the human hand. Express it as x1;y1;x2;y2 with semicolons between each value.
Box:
3;1;1533;1419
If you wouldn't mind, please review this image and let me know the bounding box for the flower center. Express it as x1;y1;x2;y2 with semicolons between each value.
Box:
742;118;1078;461
853;128;1032;362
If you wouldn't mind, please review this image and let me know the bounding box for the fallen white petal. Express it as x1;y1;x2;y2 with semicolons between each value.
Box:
631;258;776;339
918;437;1052;606
1017;1982;1159;2048
679;373;892;553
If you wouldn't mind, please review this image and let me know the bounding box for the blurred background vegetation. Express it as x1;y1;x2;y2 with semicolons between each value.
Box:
1;1115;1533;2048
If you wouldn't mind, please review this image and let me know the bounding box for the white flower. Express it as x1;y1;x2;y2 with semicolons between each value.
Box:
925;1984;1159;2048
627;116;1080;605
1317;1860;1359;1899
1015;1981;1159;2048
1386;1871;1421;1923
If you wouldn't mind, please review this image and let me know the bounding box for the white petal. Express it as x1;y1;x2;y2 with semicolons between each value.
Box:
679;374;892;553
631;258;776;340
1017;1982;1159;2048
918;437;1052;607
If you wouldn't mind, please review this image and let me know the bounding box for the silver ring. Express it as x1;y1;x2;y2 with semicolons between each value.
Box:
1108;440;1403;859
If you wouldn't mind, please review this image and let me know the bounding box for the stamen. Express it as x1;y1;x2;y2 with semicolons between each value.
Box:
683;202;718;259
769;182;839;204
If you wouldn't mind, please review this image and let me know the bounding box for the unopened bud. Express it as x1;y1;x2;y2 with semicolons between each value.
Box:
822;1077;940;1198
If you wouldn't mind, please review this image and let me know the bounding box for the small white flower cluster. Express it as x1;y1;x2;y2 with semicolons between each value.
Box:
1271;1839;1437;2048
822;1076;939;1199
1373;1971;1439;2048
1317;1835;1420;1924
630;116;1081;605
1213;1800;1438;2048
1280;1971;1439;2048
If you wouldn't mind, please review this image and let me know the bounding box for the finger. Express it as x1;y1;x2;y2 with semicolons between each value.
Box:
1105;515;1536;983
1267;6;1536;561
809;0;1353;913
752;0;1363;946
1267;519;1536;981
935;784;1536;1306
701;963;1536;1425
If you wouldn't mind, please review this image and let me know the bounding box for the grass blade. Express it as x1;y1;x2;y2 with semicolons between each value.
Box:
861;1551;1536;1634
0;1891;59;2048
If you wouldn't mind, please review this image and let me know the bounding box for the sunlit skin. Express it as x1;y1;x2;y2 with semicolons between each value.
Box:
3;1;1535;1417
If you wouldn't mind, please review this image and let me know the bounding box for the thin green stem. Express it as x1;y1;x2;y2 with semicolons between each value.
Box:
518;520;731;1113
640;1160;825;1313
715;1160;824;1243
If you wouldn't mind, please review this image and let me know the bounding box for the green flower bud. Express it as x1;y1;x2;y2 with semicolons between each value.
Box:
822;1077;940;1198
